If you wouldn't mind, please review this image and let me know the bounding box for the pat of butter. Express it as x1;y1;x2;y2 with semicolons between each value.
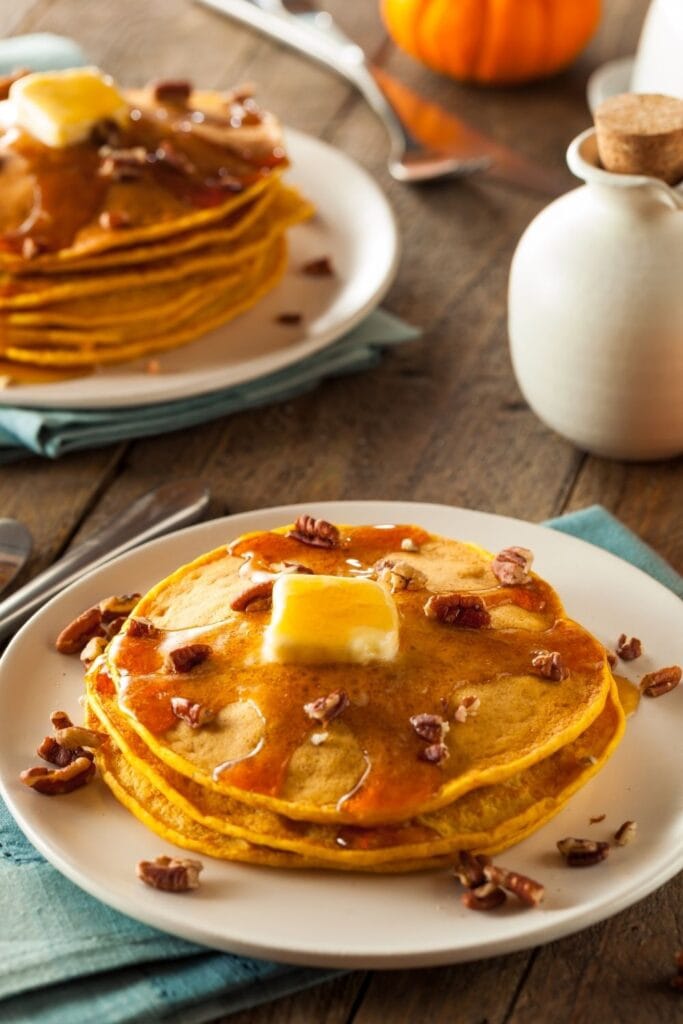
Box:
263;574;399;665
9;67;128;148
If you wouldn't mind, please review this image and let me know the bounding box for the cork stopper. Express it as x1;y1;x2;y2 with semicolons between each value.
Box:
594;93;683;185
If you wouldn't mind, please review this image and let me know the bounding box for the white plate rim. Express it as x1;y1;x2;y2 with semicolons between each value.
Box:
0;129;400;410
0;499;681;969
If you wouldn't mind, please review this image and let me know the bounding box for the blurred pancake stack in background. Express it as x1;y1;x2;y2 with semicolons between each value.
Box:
0;68;313;384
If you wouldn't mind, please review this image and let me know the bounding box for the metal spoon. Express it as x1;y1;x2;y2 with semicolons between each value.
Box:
0;519;32;596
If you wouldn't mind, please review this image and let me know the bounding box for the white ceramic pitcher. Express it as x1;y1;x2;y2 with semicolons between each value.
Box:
508;128;683;460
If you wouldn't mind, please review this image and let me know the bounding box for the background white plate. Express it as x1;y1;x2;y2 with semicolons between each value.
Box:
0;501;681;969
0;131;399;410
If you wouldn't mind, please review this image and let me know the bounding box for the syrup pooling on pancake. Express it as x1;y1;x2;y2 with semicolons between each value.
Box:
105;523;613;825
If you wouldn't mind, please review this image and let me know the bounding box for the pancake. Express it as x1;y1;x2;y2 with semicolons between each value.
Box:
87;671;624;869
103;521;615;827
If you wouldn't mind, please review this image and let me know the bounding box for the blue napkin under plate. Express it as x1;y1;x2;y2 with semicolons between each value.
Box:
0;506;680;1023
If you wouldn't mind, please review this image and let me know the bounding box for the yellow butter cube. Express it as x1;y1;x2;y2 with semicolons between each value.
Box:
9;67;128;148
262;574;399;665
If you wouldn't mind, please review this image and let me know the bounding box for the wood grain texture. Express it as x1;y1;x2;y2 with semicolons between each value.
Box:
0;1;679;1022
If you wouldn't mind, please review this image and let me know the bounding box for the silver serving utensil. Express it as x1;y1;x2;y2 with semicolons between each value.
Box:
196;0;568;195
0;479;210;642
0;519;32;596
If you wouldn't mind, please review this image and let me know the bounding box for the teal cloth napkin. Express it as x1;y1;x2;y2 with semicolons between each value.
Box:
0;311;419;462
1;505;680;1023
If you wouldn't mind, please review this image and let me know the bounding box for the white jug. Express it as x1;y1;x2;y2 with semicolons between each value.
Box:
508;128;683;460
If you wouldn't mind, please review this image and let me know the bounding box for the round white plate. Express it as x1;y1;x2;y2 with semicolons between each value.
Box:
0;501;681;969
0;131;399;410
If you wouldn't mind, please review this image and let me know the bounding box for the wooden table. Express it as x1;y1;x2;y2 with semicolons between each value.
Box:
1;0;680;1020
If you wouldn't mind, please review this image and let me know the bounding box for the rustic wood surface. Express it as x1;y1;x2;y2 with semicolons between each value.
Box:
1;0;681;1021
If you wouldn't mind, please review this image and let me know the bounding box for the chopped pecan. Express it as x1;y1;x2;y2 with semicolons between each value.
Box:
276;312;303;325
152;78;192;104
483;864;545;907
301;256;334;277
419;741;450;765
424;593;490;629
606;651;618;668
410;713;449;744
20;756;95;795
169;644;211;673
36;735;89;768
454;695;480;723
491;546;534;586
127;618;160;639
461;882;506;911
557;837;610;867
170;696;216;728
616;634;642;661
230;580;274;612
90;117;122;147
136;855;203;892
531;649;569;682
104;615;128;639
614;820;637;846
99;594;140;620
155;139;196;176
452;851;490;888
589;814;606;824
53;725;105;750
55;606;104;654
304;689;349;724
98;210;131;230
375;558;427;593
80;635;108;669
287;514;340;549
98;147;148;181
50;710;73;731
640;665;681;698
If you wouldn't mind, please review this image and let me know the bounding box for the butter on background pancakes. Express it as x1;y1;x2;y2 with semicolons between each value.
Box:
0;69;313;382
84;520;627;871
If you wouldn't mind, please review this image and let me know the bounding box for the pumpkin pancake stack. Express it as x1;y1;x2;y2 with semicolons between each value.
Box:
0;68;313;384
83;517;626;872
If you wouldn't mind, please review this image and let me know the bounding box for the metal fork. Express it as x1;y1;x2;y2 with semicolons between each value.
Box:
197;0;567;193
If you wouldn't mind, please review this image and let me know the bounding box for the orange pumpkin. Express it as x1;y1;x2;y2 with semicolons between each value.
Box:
381;0;602;85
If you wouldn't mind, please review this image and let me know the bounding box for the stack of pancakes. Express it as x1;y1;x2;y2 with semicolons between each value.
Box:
84;521;627;872
0;80;313;384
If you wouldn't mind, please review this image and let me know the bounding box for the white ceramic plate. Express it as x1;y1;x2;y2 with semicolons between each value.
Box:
0;501;681;969
0;131;399;410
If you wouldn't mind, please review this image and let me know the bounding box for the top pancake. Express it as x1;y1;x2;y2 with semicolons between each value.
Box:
0;84;286;271
105;522;612;826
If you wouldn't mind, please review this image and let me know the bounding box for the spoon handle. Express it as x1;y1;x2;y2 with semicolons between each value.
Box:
0;480;210;642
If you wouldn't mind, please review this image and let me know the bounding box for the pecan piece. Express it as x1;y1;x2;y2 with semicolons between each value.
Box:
127;618;160;639
55;605;104;654
276;312;303;325
170;696;216;729
36;735;90;768
614;820;637;846
20;756;95;795
98;147;148;181
557;837;610;867
21;237;41;260
453;851;490;888
606;650;618;668
287;514;340;549
80;635;108;669
400;537;420;552
53;725;105;750
98;210;131;230
616;634;642;661
640;665;681;698
410;713;449;744
304;689;349;724
589;814;606;824
136;855;203;892
50;710;73;731
491;546;534;586
483;864;545;907
375;558;427;593
531;649;569;682
169;644;211;673
99;594;140;620
454;695;480;723
230;580;274;612
301;256;334;277
152;78;192;104
424;593;490;629
90;117;122;147
419;741;450;765
461;882;507;911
